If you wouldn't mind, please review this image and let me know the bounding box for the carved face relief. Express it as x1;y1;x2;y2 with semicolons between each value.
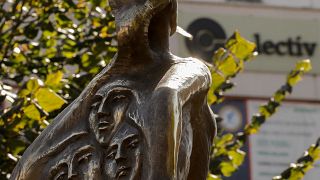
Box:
48;142;102;180
104;121;142;180
89;86;133;146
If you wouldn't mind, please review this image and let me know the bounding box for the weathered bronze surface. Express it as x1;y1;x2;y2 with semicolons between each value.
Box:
11;0;216;179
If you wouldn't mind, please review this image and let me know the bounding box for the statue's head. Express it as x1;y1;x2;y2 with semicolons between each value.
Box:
103;119;144;180
20;134;103;180
47;142;102;180
89;84;136;146
109;0;177;48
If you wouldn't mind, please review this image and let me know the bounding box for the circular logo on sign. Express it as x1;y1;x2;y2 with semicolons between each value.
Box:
219;105;242;132
185;18;227;62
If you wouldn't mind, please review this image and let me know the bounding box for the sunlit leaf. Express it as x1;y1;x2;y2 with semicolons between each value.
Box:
46;38;57;47
220;161;236;177
225;31;256;60
35;88;66;112
207;173;222;180
62;50;75;58
288;73;302;86
26;78;42;92
24;104;41;120
308;145;320;160
245;124;259;135
211;72;226;91
273;92;285;103
295;59;312;72
289;168;304;180
207;89;217;105
259;105;271;118
18;89;31;97
218;55;238;77
229;150;245;166
45;71;63;87
212;48;227;66
81;53;90;67
216;134;234;148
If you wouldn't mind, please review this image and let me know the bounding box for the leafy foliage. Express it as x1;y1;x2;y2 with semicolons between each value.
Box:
273;138;320;180
0;0;116;178
207;32;316;179
206;31;257;178
244;59;311;134
207;31;257;104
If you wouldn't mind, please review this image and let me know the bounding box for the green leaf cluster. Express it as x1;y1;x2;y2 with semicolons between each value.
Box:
0;0;116;178
245;59;312;135
207;34;314;179
273;138;320;180
208;31;257;104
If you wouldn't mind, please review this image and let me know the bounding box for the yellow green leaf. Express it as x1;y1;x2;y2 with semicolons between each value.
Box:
46;38;56;47
302;164;314;172
45;71;63;87
24;104;41;120
225;31;256;60
289;168;304;180
89;66;101;74
288;74;302;86
218;55;238;77
273;92;285;103
35;88;66;112
93;19;101;28
27;78;42;92
108;46;118;52
14;53;26;63
207;173;222;180
220;161;236;177
216;134;234;147
228;150;246;166
238;58;244;70
19;89;31;97
62;51;75;58
216;96;225;104
259;105;271;118
211;72;226;91
245;124;259;135
207;89;217;105
81;53;90;67
99;26;109;38
295;59;312;72
12;117;28;132
213;48;227;66
45;47;58;58
308;146;320;160
215;147;228;157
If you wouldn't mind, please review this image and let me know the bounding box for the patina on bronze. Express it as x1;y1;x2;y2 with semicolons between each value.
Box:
11;0;216;179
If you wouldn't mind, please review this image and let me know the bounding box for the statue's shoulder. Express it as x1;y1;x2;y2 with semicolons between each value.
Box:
156;55;212;93
171;55;211;75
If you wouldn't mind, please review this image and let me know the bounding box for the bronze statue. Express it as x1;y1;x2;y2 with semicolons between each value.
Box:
11;0;216;179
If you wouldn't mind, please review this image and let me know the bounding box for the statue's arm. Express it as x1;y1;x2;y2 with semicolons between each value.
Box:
147;58;212;179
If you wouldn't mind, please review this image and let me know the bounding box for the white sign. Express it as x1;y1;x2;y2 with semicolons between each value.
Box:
248;100;320;180
175;2;320;74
